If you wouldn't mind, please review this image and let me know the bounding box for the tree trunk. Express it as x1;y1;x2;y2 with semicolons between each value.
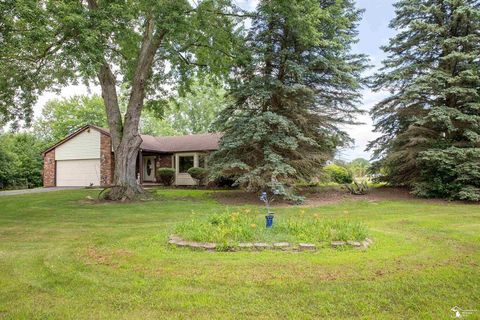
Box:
89;2;166;200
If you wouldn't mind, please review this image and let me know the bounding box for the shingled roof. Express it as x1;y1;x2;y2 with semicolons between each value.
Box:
43;125;222;154
140;133;222;153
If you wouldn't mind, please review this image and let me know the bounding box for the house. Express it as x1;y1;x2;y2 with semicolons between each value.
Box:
42;125;221;187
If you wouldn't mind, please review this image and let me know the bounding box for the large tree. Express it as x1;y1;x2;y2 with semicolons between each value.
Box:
34;94;177;143
0;133;46;189
209;0;367;198
1;0;239;199
34;95;106;143
369;0;480;201
164;77;229;134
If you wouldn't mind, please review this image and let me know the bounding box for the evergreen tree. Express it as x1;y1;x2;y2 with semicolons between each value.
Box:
209;0;367;198
369;0;480;201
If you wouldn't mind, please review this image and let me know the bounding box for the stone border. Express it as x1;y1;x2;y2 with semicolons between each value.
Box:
168;235;373;252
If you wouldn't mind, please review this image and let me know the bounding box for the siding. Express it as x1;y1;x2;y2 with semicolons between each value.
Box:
55;129;101;160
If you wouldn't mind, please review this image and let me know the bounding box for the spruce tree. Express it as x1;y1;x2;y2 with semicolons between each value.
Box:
209;0;367;199
370;0;480;200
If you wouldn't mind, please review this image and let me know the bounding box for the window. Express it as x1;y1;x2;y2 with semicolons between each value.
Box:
179;156;194;173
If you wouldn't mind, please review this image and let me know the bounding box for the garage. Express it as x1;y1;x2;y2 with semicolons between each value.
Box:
56;159;101;186
42;126;113;187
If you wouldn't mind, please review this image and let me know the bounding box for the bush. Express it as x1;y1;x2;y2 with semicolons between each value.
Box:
174;210;369;250
157;167;175;186
324;164;353;184
345;180;369;195
187;167;208;185
411;147;480;201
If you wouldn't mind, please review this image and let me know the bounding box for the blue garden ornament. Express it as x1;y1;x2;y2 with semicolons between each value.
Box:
260;190;279;228
265;214;274;228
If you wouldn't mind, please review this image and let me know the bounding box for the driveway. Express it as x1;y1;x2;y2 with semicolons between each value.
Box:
0;187;82;197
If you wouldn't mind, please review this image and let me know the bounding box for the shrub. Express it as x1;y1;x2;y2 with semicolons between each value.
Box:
157;167;175;186
187;167;208;186
411;147;480;201
324;164;353;184
345;180;369;195
174;210;368;250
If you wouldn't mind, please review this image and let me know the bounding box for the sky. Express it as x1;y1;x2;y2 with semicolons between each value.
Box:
33;0;398;161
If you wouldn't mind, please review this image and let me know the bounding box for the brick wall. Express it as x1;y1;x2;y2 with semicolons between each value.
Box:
156;154;173;168
43;149;56;187
100;133;114;186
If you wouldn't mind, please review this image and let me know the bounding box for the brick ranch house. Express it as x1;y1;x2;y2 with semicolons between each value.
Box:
42;125;221;187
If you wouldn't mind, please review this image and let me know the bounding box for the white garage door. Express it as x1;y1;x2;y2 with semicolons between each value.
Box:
56;159;101;186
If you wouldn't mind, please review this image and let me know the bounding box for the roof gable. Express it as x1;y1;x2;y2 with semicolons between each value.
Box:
42;125;108;155
43;124;222;155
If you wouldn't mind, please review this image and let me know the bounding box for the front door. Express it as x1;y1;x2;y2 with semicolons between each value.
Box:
143;156;155;182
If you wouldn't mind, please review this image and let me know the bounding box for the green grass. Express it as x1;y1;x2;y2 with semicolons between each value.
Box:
175;210;368;248
0;188;479;319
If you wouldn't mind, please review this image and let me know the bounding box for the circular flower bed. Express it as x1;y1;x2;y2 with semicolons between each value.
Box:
172;209;370;251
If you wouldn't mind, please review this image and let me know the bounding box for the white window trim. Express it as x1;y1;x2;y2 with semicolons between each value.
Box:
175;152;198;175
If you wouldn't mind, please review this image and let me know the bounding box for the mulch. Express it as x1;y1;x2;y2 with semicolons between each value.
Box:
212;186;459;207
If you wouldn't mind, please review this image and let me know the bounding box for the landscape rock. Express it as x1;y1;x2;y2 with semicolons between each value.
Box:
360;240;370;248
347;240;362;247
202;243;216;250
188;242;204;249
167;236;371;252
175;240;189;247
273;242;291;249
331;241;346;248
238;243;254;248
254;242;271;250
299;243;316;251
169;235;182;241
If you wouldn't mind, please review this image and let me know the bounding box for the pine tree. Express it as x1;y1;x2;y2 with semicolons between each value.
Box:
369;0;480;200
209;0;367;199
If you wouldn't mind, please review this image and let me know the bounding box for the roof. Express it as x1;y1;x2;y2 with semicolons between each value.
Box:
140;133;222;153
43;124;222;155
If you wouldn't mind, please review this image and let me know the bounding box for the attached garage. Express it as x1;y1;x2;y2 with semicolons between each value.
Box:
42;125;113;187
56;159;101;186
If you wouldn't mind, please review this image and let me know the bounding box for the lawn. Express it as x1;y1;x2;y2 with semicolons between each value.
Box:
0;188;479;319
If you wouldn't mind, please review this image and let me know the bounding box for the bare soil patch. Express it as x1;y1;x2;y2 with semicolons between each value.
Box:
213;186;453;207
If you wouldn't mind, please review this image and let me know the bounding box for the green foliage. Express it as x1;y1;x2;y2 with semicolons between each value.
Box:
163;78;229;134
187;167;208;185
369;0;480;201
411;147;480;201
1;0;239;126
345;180;369;195
0;133;47;189
33;94;181;142
156;167;176;186
0;144;15;189
347;158;370;178
324;164;353;184
175;210;368;250
34;95;107;143
210;0;367;197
